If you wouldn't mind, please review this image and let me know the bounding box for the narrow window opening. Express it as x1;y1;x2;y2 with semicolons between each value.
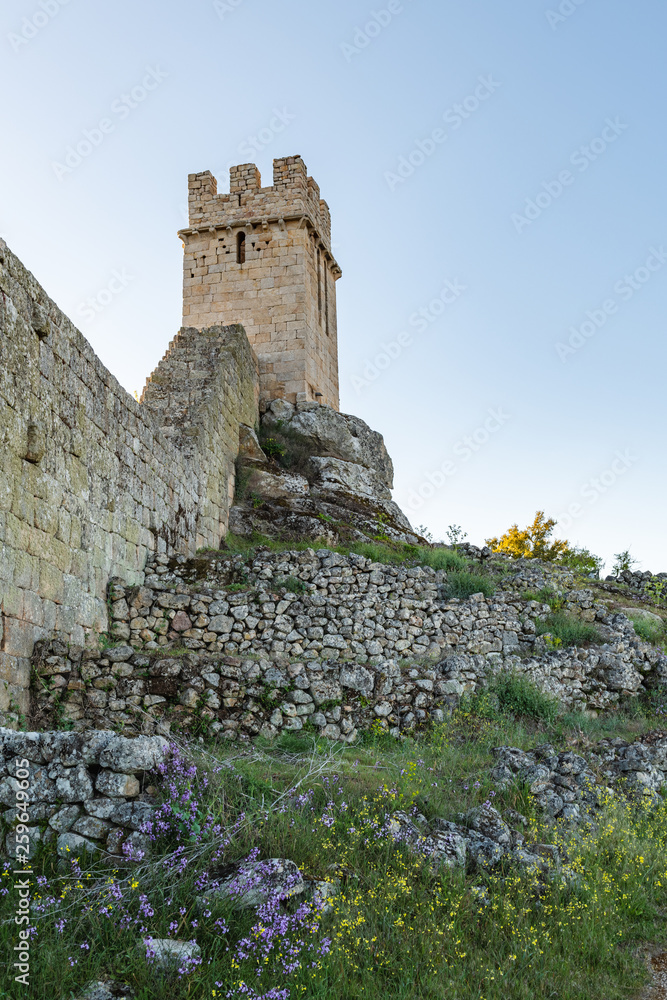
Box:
236;231;246;264
317;247;322;322
324;262;329;336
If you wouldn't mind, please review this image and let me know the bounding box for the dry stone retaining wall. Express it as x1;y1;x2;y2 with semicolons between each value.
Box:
30;549;667;737
0;730;165;859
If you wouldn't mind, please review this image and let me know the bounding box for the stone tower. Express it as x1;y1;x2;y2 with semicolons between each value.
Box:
179;155;341;410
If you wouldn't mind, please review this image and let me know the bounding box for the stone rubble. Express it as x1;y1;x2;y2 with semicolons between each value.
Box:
74;982;134;1000
490;731;667;819
387;804;554;875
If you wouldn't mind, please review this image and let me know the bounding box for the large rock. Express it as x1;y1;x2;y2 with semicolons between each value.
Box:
204;858;305;910
309;456;392;502
139;938;201;969
98;735;168;774
245;467;310;500
262;399;394;488
231;400;420;546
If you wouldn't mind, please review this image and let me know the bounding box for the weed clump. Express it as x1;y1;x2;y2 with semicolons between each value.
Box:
445;570;496;600
536;610;602;647
490;672;560;723
628;613;667;647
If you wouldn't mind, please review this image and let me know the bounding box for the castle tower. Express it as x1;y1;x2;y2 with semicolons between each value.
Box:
179;155;341;410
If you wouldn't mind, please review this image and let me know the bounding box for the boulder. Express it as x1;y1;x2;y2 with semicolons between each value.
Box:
238;424;267;464
309;456;392;502
204;858;305;910
262;399;394;488
140;938;201;969
74;982;134;1000
98;736;167;774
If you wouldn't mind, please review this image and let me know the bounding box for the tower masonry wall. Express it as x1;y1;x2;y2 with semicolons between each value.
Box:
0;241;259;716
180;155;341;410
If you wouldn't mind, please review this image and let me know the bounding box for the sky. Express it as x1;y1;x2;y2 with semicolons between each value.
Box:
1;0;665;574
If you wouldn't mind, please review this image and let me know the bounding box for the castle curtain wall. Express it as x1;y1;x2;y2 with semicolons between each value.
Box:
0;242;258;713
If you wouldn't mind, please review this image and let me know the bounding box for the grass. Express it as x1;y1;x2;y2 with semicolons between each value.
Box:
445;569;496;600
627;612;667;647
521;586;564;609
212;532;475;576
5;685;667;1000
273;575;308;594
535;610;602;647
487;672;560;724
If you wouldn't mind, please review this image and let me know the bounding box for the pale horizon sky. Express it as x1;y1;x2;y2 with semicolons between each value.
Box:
1;0;665;574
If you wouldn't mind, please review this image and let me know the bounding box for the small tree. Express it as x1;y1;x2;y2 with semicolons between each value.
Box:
611;549;638;578
446;524;468;547
487;511;569;562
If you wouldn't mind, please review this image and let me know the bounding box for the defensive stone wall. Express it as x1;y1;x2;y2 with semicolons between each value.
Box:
0;241;259;716
180;156;341;410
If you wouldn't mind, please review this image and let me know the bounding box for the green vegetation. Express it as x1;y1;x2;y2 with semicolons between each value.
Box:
645;578;667;607
535;610;602;647
488;672;560;724
445;569;496;600
521;586;563;609
7;691;667;1000
628;612;667;647
559;545;605;577
611;549;638;577
258;421;315;478
274;575;307;594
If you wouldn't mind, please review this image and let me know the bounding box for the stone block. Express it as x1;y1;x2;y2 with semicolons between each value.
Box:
2;617;37;658
1;583;23;619
39;559;64;603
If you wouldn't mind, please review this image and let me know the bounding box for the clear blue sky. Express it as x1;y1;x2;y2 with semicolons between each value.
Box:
2;0;665;573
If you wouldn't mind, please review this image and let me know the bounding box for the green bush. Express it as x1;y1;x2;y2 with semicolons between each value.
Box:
628;613;667;646
260;436;286;460
490;672;560;723
274;574;307;594
536;610;602;647
445;570;495;600
559;545;604;577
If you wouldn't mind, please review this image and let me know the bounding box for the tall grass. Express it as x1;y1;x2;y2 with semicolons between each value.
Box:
536;610;602;647
628;612;667;647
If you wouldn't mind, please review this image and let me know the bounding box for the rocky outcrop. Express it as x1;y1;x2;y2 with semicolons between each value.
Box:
262;399;394;487
230;401;420;545
491;732;667;818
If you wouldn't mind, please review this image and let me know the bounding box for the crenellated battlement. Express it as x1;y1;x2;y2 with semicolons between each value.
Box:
180;155;341;410
185;156;334;254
